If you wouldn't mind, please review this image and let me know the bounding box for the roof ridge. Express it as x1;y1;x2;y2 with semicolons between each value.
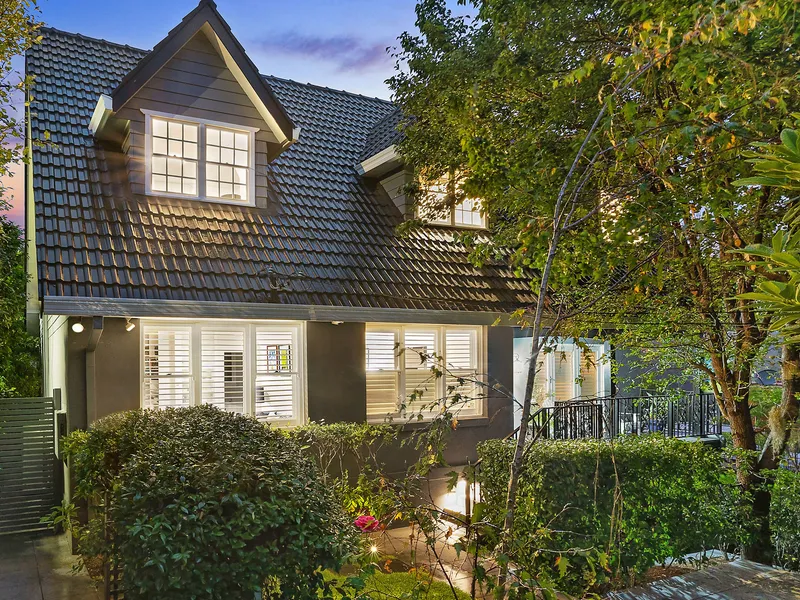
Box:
264;75;394;107
38;26;148;54
37;27;396;108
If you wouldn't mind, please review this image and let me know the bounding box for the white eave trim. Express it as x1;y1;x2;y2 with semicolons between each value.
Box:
202;23;299;146
357;145;401;177
88;94;113;136
42;296;514;326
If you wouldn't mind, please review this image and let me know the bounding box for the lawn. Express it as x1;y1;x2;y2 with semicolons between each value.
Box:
323;570;470;599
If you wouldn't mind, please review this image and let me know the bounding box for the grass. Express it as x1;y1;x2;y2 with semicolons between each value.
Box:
323;570;470;599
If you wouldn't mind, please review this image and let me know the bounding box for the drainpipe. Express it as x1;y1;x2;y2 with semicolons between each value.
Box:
85;316;104;425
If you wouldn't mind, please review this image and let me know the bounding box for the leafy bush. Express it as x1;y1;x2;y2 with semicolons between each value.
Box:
287;422;399;521
477;436;730;594
772;468;800;569
64;406;358;600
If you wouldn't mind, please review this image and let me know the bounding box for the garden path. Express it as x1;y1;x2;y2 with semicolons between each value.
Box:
607;559;800;599
0;533;100;600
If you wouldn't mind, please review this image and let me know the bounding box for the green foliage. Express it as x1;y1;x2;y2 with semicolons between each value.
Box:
0;216;39;397
63;406;358;600
287;422;400;521
321;570;470;600
0;0;41;209
771;469;800;569
477;436;732;595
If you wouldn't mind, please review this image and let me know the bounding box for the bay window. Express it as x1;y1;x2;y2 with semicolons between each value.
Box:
144;111;255;205
366;324;485;421
141;321;304;425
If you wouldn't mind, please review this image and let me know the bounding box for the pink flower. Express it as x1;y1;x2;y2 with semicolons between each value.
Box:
354;514;381;532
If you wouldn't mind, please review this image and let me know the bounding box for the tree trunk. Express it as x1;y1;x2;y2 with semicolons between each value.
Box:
743;345;800;563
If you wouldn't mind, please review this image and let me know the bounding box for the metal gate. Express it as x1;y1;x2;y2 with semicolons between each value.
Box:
0;396;61;535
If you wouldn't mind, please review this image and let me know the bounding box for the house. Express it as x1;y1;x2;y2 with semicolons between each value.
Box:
25;0;615;470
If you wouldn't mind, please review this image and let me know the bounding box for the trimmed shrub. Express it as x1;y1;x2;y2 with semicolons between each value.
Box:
477;436;730;593
64;406;358;600
286;422;399;521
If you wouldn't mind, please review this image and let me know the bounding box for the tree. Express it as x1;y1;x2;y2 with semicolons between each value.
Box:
0;1;42;397
0;216;39;397
390;0;800;571
0;0;41;205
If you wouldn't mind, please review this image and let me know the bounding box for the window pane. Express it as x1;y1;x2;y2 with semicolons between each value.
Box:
152;156;167;175
142;327;192;409
553;350;574;402
150;117;196;196
152;174;167;192
446;329;476;370
255;328;298;422
152;118;168;138
184;123;198;142
201;330;245;414
580;349;598;398
152;137;167;156
183;178;197;196
206;125;250;202
168;121;182;138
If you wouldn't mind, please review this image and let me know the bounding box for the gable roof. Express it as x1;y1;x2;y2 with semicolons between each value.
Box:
360;107;404;162
112;0;296;146
27;28;534;315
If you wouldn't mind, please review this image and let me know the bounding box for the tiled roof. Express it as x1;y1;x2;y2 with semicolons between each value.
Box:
28;28;535;312
359;107;404;161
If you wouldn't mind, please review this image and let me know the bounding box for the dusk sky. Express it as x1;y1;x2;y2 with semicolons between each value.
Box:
0;0;459;226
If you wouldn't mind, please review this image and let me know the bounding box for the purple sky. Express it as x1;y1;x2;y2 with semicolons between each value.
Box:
0;0;459;226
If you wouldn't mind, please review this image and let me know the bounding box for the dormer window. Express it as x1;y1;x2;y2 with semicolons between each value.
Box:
432;197;486;228
144;110;256;205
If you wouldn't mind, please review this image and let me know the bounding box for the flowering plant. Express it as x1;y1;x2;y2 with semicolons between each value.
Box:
354;514;381;533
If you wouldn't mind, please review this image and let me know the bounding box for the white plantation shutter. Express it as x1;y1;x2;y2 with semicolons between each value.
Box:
445;328;479;412
201;329;245;413
403;329;438;414
142;327;193;409
579;348;599;398
553;350;575;402
366;330;400;419
254;328;299;423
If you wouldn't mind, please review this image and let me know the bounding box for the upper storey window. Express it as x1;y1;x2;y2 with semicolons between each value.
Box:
418;176;487;229
144;111;255;205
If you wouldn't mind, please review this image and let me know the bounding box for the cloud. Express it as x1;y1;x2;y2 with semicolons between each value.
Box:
252;33;392;73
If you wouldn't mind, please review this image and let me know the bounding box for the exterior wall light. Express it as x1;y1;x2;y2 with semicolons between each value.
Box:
125;319;136;332
71;320;85;333
331;321;344;325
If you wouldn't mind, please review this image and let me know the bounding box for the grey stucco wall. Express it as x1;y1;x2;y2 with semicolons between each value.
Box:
66;317;141;430
306;321;367;423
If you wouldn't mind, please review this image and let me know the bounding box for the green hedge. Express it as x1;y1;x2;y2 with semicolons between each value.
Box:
476;436;730;593
772;468;800;569
65;406;358;600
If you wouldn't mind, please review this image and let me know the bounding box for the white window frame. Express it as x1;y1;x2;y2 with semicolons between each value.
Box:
366;324;487;423
421;199;488;229
542;339;611;406
140;320;306;426
142;109;257;207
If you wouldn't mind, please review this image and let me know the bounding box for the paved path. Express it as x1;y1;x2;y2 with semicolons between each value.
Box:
0;534;100;600
607;559;800;600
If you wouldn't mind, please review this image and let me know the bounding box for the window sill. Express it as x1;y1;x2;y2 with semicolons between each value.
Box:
144;190;255;207
367;414;490;430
